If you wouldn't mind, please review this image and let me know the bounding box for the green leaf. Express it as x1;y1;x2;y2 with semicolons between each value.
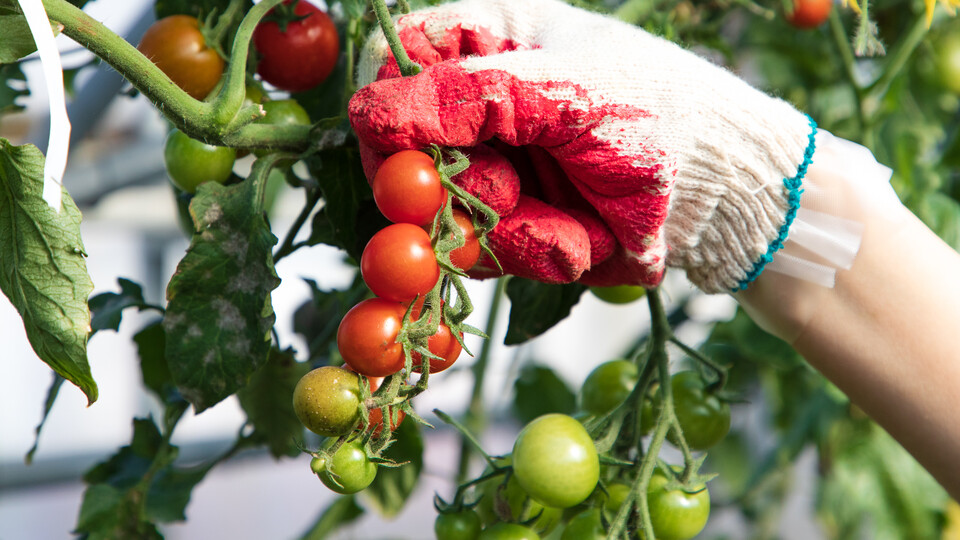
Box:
145;464;211;523
89;278;148;334
818;421;947;540
0;3;61;63
0;62;28;113
512;363;576;425
293;275;367;361
362;418;424;517
24;372;64;464
305;147;378;260
299;495;365;540
236;347;309;458
0;139;97;403
503;278;586;345
163;176;281;413
134;321;183;406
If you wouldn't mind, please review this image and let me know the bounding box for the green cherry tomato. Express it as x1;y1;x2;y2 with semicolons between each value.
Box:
476;459;561;536
560;508;605;540
318;440;377;494
260;98;311;126
512;414;600;509
309;456;326;475
604;482;631;514
589;285;646;304
292;366;362;437
647;469;710;540
936;30;960;94
435;509;482;540
478;523;541;540
668;371;731;451
580;360;638;416
163;129;236;194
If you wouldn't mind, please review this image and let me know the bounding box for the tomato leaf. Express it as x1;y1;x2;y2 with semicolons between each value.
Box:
0;62;28;113
24;372;64;464
503;278;586;345
362;418;424;517
145;464;212;523
299;495;365;540
134;320;184;406
89;277;149;333
236;347;309;458
305;147;378;260
512;363;576;425
0;139;97;404
163;176;280;413
0;4;62;63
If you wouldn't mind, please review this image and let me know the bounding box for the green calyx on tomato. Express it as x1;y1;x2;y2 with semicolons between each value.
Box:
511;414;600;509
163;129;236;194
580;359;638;416
667;371;731;451
292;366;362;436
317;440;378;494
646;467;710;540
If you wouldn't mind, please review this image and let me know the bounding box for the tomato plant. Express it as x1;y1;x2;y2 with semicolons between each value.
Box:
580;359;638;416
785;0;832;29
163;128;236;193
435;509;482;540
253;0;339;92
511;414;600;508
292;366;362;436
317;440;378;494
646;468;710;540
475;460;562;535
668;371;731;451
337;298;406;377
361;223;441;302
138;15;224;100
373;150;447;226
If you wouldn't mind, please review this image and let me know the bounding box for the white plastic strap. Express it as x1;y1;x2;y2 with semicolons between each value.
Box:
765;130;894;287
18;0;71;212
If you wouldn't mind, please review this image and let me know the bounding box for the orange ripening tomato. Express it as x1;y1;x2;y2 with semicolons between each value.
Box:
138;15;224;100
786;0;832;29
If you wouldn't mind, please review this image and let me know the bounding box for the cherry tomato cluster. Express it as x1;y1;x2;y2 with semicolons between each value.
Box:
437;362;729;539
292;149;486;494
140;1;335;196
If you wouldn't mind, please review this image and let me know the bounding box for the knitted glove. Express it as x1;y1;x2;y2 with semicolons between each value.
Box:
348;0;817;293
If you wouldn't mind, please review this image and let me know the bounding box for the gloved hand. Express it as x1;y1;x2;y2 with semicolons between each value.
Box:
348;0;817;293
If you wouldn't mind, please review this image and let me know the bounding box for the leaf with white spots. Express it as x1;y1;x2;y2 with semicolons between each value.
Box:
163;175;280;413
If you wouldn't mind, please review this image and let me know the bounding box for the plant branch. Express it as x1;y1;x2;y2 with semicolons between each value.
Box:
370;0;421;77
274;187;323;262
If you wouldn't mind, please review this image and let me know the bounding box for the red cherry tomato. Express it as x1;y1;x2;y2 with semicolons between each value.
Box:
337;298;406;377
253;0;340;92
412;322;463;374
361;224;440;302
786;0;832;29
138;15;224;100
448;209;481;271
373;150;447;226
368;406;406;436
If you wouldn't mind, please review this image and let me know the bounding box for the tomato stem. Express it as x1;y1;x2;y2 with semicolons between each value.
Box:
370;0;422;77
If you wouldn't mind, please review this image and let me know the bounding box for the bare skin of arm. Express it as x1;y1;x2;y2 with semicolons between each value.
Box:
736;143;960;500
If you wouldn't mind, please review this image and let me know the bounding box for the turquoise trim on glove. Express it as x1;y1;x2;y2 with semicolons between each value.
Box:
733;116;818;292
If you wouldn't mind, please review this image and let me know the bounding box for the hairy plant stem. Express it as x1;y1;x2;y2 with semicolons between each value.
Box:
370;0;421;77
456;277;507;484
